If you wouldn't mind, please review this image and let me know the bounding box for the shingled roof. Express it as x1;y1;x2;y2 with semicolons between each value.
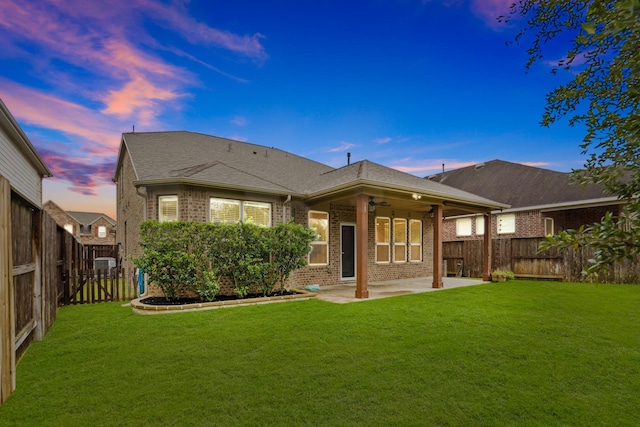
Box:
115;131;508;211
311;160;503;207
428;159;618;210
67;211;116;226
117;131;334;196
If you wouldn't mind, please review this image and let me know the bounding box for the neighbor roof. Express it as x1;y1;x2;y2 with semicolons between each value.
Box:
67;211;116;226
428;159;618;210
115;131;507;211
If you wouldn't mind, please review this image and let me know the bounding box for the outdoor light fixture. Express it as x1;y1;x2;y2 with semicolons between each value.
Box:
412;193;422;200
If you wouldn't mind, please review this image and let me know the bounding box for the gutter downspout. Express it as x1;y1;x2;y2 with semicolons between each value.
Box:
283;195;292;223
135;185;147;221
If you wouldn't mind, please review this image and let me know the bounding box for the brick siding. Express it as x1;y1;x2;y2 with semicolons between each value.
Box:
443;204;623;242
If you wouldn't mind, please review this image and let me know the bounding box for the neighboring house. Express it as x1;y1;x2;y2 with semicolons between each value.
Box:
43;200;116;245
427;159;623;241
0;98;52;403
114;131;507;298
0;100;52;209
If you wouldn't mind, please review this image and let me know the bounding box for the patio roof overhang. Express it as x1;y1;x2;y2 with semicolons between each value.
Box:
303;179;508;216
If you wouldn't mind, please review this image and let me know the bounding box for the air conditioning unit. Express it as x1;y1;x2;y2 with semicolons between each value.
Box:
94;257;116;272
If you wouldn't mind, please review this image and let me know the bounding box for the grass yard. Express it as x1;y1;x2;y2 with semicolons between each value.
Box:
1;281;640;426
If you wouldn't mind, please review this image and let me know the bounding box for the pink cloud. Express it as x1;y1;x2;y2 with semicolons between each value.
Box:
0;80;121;153
470;0;514;28
0;0;268;201
101;73;184;125
38;148;115;196
137;0;268;63
0;0;263;123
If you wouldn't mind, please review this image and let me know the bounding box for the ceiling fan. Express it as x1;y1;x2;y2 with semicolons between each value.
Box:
368;196;390;212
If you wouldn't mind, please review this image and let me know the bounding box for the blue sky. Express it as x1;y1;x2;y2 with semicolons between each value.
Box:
0;0;584;219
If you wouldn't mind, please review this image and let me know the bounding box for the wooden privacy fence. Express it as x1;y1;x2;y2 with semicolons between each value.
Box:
444;237;640;283
2;172;134;404
63;268;138;305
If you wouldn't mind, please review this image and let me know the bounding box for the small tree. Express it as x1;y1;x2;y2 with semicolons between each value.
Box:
503;1;640;274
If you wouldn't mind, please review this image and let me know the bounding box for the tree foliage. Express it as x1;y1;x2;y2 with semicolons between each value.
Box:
503;1;640;274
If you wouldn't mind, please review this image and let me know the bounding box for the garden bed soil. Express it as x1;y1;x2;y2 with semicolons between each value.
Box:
131;289;316;314
140;291;299;306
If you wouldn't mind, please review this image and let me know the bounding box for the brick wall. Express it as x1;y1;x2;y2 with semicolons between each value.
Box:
443;204;624;242
43;201;79;237
289;204;434;289
78;216;115;245
121;178;439;292
116;149;146;272
548;205;621;232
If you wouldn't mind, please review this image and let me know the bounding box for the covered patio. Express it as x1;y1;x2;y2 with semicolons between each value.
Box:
315;276;488;303
303;160;507;299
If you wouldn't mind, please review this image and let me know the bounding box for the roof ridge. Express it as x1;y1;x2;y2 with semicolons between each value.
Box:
357;161;367;179
171;161;222;177
221;162;299;193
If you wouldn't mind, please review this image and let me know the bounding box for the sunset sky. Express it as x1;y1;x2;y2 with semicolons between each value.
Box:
0;0;584;220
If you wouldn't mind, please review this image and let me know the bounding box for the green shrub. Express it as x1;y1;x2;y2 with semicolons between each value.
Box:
491;270;515;282
133;221;208;300
134;220;315;301
194;269;221;302
269;222;316;293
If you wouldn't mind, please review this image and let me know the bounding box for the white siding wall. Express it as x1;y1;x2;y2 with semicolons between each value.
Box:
0;129;43;208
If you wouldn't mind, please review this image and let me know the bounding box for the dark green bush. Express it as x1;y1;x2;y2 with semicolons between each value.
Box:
133;220;315;300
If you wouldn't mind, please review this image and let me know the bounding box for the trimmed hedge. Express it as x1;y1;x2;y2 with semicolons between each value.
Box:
133;221;316;301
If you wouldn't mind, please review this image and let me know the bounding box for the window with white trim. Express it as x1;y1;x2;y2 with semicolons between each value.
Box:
476;216;485;236
498;213;516;234
409;219;422;262
159;195;178;222
456;217;472;236
308;211;328;265
243;201;271;226
98;226;107;238
376;217;390;263
393;218;407;263
545;218;554;236
210;198;271;227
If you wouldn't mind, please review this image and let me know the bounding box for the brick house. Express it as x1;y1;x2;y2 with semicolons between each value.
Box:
43;200;116;245
113;131;507;298
426;160;623;242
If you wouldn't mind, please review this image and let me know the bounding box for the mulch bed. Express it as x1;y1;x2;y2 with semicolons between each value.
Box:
140;291;298;306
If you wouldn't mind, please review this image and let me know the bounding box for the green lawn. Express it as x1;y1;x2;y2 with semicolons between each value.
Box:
2;281;640;426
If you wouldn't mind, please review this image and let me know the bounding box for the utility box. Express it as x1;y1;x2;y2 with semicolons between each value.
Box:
94;257;116;273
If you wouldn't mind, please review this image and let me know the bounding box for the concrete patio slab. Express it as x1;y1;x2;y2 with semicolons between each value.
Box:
315;277;488;303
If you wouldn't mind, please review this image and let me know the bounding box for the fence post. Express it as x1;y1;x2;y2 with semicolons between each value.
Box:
0;175;16;403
